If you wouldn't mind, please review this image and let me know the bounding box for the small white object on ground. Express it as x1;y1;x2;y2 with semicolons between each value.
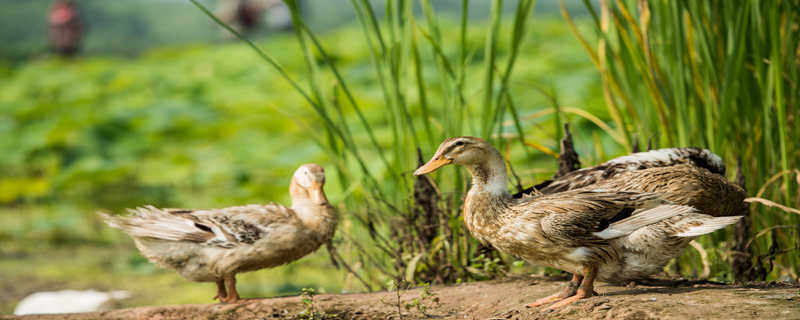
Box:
14;290;130;315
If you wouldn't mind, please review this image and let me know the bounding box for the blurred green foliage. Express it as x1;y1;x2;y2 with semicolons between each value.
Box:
0;0;591;62
0;17;605;208
0;0;219;61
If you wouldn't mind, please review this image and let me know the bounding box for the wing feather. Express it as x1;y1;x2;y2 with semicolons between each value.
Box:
534;190;670;244
673;215;742;237
515;148;725;196
593;205;696;239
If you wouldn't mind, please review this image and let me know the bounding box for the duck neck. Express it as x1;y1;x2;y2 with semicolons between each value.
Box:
289;181;338;240
464;151;511;198
462;150;511;236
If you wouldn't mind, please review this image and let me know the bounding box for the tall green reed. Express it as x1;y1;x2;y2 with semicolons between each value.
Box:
565;0;799;280
190;0;539;287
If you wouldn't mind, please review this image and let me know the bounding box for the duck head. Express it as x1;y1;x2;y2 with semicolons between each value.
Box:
414;136;500;175
290;164;328;205
415;137;509;194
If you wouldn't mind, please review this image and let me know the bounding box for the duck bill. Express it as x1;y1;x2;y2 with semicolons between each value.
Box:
414;157;452;176
309;186;329;205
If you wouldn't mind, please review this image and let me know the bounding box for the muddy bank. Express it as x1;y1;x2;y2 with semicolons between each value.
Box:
3;276;798;320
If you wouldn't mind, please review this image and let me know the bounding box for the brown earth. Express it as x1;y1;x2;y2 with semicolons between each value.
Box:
3;276;798;320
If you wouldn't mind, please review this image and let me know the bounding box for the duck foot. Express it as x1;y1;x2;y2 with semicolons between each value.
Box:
527;289;599;309
526;273;582;308
526;292;571;308
213;280;228;302
532;265;598;311
219;296;241;303
220;275;241;303
543;288;594;311
526;274;581;307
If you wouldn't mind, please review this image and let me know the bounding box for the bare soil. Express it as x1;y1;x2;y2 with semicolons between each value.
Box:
3;276;798;320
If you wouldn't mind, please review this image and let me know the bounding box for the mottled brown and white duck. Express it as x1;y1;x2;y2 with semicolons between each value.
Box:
101;164;337;303
414;137;742;310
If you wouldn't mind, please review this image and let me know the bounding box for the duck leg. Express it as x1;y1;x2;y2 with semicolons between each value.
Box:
526;273;583;307
544;265;597;311
213;280;227;302
222;275;240;303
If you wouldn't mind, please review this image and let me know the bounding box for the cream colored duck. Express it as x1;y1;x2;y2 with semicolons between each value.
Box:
101;164;336;303
414;137;741;310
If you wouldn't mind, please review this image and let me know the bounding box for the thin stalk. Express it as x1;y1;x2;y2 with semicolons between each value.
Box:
770;4;790;202
481;0;503;139
288;5;393;174
490;0;536;155
562;0;631;150
410;17;435;148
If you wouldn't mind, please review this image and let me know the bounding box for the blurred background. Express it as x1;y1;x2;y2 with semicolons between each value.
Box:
1;0;797;315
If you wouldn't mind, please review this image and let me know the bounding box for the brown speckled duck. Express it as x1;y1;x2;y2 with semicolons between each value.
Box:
414;137;742;310
101;164;337;303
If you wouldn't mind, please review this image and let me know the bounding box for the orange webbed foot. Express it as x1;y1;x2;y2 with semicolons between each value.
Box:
543;288;594;311
536;266;597;311
526;273;582;308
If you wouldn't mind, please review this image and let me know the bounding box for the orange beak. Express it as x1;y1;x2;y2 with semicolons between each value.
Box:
414;157;452;176
309;184;329;205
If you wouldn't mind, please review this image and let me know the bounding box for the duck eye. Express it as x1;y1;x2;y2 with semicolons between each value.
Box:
455;141;464;146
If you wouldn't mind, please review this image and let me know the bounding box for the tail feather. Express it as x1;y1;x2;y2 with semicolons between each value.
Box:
99;207;210;242
594;205;696;239
674;216;742;237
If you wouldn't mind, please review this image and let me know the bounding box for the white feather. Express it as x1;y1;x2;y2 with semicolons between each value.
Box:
606;149;680;166
674;216;742;237
566;247;592;262
605;148;723;172
593;205;696;239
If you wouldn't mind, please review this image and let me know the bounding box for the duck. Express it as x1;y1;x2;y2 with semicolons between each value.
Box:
414;137;742;310
100;164;337;303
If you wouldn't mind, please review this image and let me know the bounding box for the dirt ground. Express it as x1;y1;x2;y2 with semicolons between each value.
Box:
3;276;798;320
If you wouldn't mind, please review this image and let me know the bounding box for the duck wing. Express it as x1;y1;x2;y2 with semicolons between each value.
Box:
100;204;298;248
527;190;695;245
515;148;725;197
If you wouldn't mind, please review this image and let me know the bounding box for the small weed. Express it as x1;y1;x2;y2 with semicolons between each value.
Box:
380;278;410;320
298;287;326;320
404;282;440;318
380;279;441;319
